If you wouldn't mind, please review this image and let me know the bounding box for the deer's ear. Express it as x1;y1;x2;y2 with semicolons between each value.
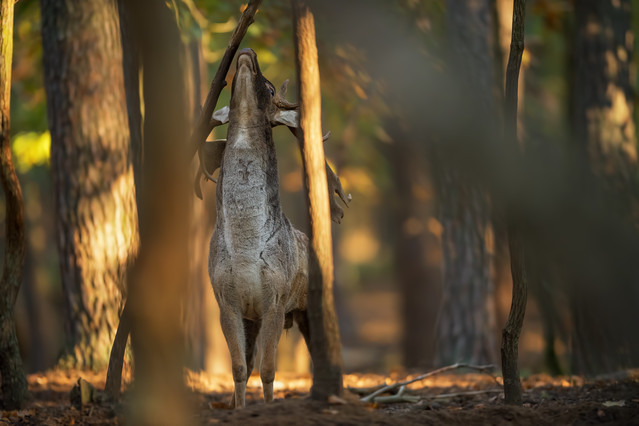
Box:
212;106;229;124
272;109;298;128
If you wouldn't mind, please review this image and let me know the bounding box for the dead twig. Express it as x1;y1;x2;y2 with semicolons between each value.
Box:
425;388;504;400
371;387;504;405
360;363;495;403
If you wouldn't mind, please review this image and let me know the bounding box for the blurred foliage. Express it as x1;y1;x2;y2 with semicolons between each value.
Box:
11;131;50;173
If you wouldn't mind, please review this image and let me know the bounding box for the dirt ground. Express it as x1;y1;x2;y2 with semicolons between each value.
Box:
1;368;638;425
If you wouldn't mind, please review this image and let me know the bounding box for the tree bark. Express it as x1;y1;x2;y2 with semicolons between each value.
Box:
571;0;637;375
500;0;527;406
435;0;498;367
0;0;29;409
41;0;138;370
124;1;190;423
574;0;637;193
292;0;343;400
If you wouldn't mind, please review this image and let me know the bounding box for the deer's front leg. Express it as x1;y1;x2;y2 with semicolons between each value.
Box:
259;305;285;403
220;307;247;408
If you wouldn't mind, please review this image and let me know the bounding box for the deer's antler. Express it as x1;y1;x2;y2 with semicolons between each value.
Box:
274;80;299;110
325;162;351;224
286;126;351;223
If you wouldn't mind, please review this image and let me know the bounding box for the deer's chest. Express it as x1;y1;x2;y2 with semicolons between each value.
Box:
220;150;272;254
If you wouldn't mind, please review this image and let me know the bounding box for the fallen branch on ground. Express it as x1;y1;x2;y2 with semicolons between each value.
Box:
425;388;504;400
360;363;496;403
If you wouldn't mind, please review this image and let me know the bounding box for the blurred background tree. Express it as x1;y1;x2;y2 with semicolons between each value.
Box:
41;0;138;370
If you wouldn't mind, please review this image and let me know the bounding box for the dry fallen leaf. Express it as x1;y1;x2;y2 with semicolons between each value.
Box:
328;395;348;405
17;410;35;418
321;409;339;415
603;400;625;407
209;401;231;410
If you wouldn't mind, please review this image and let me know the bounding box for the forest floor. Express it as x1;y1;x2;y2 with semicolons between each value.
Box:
1;368;638;425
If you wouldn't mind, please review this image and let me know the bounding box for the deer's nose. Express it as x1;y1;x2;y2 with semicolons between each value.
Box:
238;48;257;61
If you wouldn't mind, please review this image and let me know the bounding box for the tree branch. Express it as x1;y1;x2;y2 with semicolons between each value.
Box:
360;363;495;403
188;0;262;159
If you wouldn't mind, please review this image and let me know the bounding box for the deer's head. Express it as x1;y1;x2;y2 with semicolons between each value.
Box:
195;49;351;223
214;48;299;130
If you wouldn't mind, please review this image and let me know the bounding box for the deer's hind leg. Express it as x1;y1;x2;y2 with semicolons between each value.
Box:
293;309;311;352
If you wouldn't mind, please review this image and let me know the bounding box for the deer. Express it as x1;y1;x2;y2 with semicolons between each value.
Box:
195;48;350;409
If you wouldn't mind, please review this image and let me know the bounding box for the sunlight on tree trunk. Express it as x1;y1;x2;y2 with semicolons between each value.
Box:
292;0;344;400
571;0;638;375
41;0;139;370
0;0;28;409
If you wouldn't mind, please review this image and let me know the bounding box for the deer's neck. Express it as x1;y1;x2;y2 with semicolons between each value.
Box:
217;121;284;258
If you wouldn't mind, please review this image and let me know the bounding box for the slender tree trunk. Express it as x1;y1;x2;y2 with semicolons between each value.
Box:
125;1;190;423
435;0;498;367
293;0;343;400
501;0;527;406
117;0;142;199
41;0;138;370
104;1;142;399
0;0;28;409
571;0;637;375
184;40;212;371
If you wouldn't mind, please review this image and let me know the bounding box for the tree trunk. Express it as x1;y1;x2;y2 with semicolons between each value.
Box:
0;0;29;409
574;0;637;193
434;0;498;367
292;0;343;400
500;0;527;406
41;0;138;370
387;124;439;369
184;40;212;371
571;0;637;375
124;1;190;423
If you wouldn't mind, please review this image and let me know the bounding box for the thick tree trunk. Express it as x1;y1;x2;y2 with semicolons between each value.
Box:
293;0;343;400
572;0;637;375
124;1;190;423
0;0;29;409
41;0;138;370
435;0;498;367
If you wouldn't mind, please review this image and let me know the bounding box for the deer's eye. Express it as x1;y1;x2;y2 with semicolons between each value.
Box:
268;86;275;96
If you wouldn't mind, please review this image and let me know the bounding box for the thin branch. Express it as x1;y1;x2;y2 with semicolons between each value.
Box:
425;389;503;400
188;0;262;159
371;387;503;405
360;363;495;403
